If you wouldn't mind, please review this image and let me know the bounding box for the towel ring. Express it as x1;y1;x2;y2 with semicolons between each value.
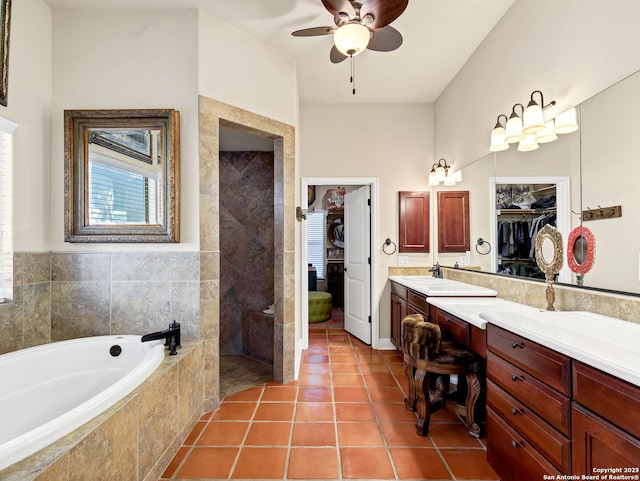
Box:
382;238;397;255
475;238;491;255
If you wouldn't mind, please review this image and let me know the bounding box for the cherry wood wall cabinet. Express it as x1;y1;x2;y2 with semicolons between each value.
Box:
571;362;640;475
438;190;470;253
399;191;430;253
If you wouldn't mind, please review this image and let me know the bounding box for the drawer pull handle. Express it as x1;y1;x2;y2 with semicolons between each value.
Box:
511;342;524;349
511;407;523;415
511;374;524;382
511;440;522;449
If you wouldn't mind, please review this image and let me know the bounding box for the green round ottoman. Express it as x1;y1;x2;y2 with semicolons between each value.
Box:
308;291;333;323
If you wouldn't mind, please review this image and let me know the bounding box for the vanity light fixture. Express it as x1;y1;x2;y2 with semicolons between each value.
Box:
553;107;579;134
522;90;556;134
489;90;578;153
535;120;558;144
428;158;462;186
504;104;526;144
489;114;509;152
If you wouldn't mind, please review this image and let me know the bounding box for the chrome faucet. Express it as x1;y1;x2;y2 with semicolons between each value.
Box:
141;321;181;355
429;262;443;279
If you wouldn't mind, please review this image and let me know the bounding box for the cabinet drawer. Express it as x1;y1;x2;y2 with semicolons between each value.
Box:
435;309;470;346
487;351;571;435
407;289;428;314
391;281;408;299
488;380;571;472
487;408;562;481
573;361;640;437
487;324;571;395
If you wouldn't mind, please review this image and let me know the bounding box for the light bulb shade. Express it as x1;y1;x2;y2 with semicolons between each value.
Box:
334;23;371;56
517;134;539;152
522;100;544;134
443;175;456;186
435;165;447;182
428;169;438;186
504;114;525;143
446;170;463;184
489;125;509;152
535;120;558;144
554;107;579;134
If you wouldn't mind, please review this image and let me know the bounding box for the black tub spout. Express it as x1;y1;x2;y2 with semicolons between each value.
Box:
141;321;181;355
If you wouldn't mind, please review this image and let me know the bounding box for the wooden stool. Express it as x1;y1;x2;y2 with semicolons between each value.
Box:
401;313;483;437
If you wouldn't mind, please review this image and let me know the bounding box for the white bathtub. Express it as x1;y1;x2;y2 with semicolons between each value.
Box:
0;335;165;471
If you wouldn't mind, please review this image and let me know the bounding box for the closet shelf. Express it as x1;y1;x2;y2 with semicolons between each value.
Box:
497;207;556;216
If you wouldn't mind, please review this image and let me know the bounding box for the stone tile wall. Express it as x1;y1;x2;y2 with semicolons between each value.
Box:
219;151;274;356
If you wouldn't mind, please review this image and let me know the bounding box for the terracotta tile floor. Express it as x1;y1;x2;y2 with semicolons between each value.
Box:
160;329;499;480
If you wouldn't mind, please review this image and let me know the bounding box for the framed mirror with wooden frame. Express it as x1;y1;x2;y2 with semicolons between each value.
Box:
64;108;180;243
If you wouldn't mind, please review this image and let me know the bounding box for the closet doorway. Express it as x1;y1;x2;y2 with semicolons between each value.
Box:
490;176;571;283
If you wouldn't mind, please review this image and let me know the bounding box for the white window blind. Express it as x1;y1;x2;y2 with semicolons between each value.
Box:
307;210;326;279
0;117;17;301
88;154;159;225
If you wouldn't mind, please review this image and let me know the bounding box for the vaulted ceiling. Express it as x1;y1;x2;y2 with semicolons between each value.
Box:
43;0;514;104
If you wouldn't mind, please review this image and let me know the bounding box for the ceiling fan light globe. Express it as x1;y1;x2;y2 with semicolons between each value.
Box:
334;23;371;56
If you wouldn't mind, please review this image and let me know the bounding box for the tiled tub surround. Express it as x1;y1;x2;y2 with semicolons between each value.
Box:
390;266;640;325
0;341;205;481
0;252;202;356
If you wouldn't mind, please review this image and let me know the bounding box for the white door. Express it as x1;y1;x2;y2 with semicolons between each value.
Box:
344;185;371;344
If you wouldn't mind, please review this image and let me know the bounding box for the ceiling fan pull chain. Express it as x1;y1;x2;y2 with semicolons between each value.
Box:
351;56;356;95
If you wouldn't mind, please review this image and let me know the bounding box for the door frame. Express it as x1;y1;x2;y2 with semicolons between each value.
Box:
300;177;379;352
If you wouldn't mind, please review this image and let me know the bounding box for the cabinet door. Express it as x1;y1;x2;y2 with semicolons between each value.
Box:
572;403;640;475
390;293;406;349
399;191;430;252
438;190;470;252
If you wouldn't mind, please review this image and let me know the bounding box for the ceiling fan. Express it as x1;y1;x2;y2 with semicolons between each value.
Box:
292;0;408;64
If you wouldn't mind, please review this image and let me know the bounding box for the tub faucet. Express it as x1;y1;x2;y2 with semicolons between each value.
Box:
141;321;181;355
429;262;443;279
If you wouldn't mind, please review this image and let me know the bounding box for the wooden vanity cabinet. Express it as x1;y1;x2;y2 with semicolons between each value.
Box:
571;362;640;475
429;304;486;358
390;281;428;349
486;324;572;479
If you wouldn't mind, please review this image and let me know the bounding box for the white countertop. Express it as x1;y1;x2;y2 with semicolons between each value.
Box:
480;309;640;387
426;297;544;330
389;275;498;297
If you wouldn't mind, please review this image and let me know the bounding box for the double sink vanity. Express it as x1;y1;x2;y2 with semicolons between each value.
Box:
389;274;640;481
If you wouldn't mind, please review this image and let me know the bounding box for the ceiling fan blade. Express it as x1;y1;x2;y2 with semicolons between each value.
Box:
361;0;408;29
330;45;348;64
292;26;336;37
367;25;403;52
321;0;356;18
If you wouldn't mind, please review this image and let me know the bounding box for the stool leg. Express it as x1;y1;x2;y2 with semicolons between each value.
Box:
414;366;431;436
403;357;417;411
464;372;482;437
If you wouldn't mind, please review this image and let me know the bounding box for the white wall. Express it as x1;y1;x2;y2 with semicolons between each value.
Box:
197;10;298;127
50;9;199;251
300;102;433;338
4;0;52;251
435;0;640;169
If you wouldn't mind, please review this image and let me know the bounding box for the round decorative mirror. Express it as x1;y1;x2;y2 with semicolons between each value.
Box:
534;224;564;310
567;226;596;280
534;224;564;275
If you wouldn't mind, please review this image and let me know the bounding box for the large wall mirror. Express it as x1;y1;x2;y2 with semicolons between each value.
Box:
440;68;640;295
64;109;180;242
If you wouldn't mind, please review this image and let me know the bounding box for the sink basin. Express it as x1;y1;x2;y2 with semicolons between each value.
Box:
401;276;441;282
